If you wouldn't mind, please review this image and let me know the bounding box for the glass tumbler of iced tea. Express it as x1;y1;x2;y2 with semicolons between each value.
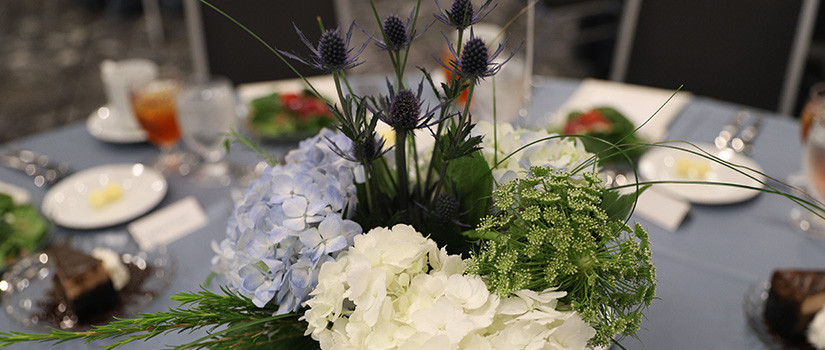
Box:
130;74;194;175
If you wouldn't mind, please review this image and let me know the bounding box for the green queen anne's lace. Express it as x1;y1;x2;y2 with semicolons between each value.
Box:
468;166;656;347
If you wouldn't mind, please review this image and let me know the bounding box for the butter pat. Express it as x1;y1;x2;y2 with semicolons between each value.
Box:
88;183;124;209
675;157;711;179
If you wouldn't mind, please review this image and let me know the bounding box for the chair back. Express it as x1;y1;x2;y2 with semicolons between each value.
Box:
610;0;819;115
184;0;341;85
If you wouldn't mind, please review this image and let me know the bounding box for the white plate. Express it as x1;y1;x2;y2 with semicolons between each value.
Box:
637;143;765;204
42;164;167;229
86;106;147;143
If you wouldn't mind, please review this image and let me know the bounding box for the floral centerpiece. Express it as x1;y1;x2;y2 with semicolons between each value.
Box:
2;0;702;349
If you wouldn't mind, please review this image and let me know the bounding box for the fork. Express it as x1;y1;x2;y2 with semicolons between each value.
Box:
0;149;71;188
730;115;764;154
714;110;749;150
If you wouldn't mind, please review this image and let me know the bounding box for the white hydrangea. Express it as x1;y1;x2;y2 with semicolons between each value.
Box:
808;305;825;349
479;289;597;350
473;121;596;184
302;224;595;350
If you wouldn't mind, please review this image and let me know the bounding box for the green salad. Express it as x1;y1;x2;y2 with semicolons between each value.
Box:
0;193;48;270
248;90;337;139
562;106;646;163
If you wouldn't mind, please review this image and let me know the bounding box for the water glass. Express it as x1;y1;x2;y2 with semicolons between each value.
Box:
176;76;238;187
791;85;825;238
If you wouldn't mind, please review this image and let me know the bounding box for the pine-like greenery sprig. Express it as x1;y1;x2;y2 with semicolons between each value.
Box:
0;287;315;350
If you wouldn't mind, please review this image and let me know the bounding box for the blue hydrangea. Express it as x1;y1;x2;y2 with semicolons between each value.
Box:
212;129;363;312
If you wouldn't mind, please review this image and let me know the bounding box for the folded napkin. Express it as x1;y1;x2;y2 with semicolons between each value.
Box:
553;78;693;142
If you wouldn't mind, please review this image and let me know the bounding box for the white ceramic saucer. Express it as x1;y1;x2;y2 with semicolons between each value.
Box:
42;163;167;229
638;143;766;205
86;106;147;143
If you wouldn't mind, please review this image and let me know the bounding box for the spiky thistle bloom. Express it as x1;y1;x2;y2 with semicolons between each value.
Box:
362;9;429;52
369;80;444;134
280;22;369;72
383;15;408;51
328;130;388;164
388;89;421;132
438;30;520;84
434;192;460;223
434;0;495;30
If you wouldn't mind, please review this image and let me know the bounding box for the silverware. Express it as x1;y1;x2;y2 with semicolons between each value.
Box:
730;115;764;154
714;110;749;150
0;148;71;188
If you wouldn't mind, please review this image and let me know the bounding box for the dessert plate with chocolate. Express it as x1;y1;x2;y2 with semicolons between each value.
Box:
0;238;175;330
744;270;825;349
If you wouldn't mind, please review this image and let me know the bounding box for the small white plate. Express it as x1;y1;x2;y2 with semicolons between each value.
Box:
42;164;167;229
86;106;147;143
638;143;765;204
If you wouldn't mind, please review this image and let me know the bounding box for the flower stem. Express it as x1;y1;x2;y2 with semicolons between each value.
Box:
395;131;409;213
333;72;347;116
411;135;422;192
492;77;498;166
462;82;476;125
363;162;377;214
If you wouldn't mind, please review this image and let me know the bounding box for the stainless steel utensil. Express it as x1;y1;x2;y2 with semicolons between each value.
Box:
730;115;764;154
0;149;71;187
714;110;748;150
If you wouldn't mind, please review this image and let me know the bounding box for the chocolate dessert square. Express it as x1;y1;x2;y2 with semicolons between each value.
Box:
48;245;118;320
764;270;825;348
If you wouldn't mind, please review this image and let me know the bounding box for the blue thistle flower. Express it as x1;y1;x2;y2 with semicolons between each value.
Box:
280;23;369;72
388;89;421;132
437;30;521;84
460;37;489;78
319;30;347;68
434;0;495;30
360;9;429;52
434;192;460;224
384;15;408;50
369;80;446;134
328;131;388;163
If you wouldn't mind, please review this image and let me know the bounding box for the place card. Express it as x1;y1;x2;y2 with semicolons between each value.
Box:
634;188;691;232
128;196;208;251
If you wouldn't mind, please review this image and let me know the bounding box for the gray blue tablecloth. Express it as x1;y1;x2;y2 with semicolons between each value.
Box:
1;77;822;349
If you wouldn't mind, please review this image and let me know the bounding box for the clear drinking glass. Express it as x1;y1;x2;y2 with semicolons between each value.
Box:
791;83;825;238
176;76;238;187
130;73;195;176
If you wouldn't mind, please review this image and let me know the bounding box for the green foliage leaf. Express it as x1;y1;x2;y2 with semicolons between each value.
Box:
461;228;499;240
0;193;12;212
446;151;492;227
601;185;650;222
